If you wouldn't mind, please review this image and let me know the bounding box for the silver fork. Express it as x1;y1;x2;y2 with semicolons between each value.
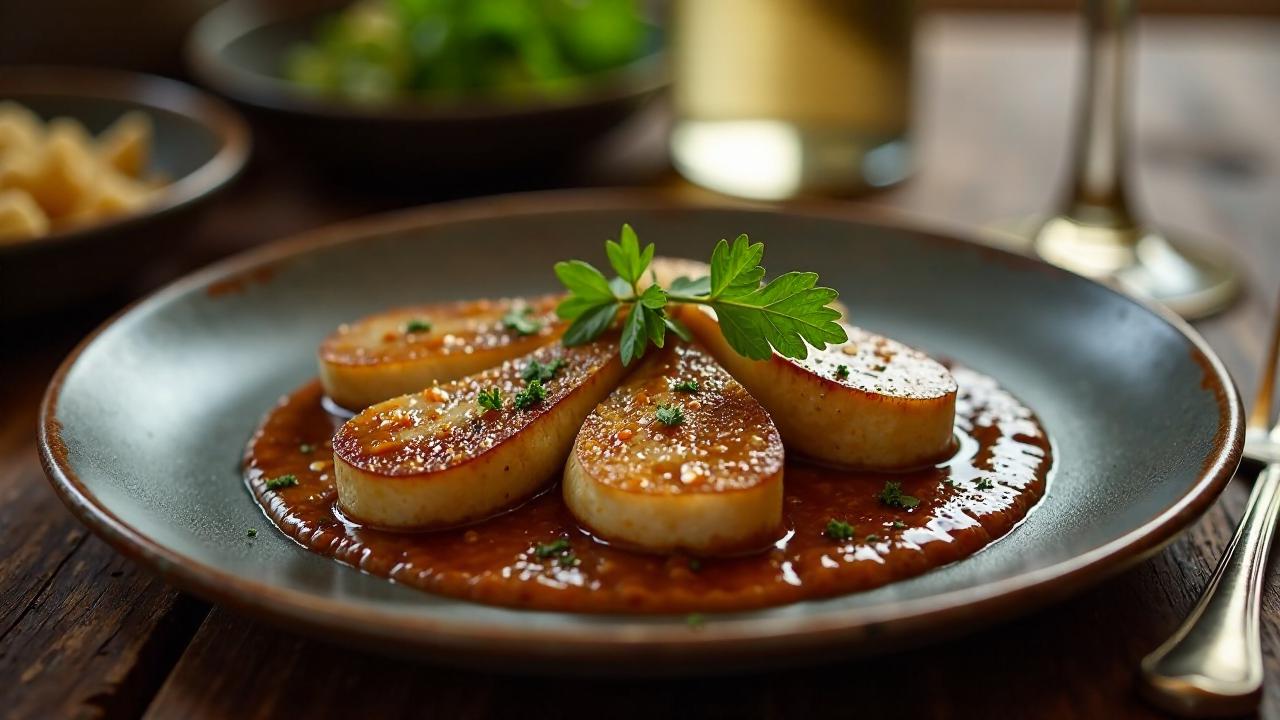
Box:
1141;290;1280;717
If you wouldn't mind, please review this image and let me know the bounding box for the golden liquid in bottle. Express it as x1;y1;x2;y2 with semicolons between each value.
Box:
671;0;914;199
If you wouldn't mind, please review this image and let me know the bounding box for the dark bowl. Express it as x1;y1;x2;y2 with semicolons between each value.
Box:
185;0;668;183
0;66;251;318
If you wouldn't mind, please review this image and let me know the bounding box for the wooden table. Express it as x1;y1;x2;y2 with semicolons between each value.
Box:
5;13;1280;719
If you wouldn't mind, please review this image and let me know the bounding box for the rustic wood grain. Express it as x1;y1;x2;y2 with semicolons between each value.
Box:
0;325;210;720
3;12;1279;720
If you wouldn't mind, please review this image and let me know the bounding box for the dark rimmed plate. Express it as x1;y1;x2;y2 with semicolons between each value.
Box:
38;190;1242;672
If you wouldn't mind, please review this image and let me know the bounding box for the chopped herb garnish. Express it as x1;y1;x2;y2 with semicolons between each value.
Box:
477;387;503;412
825;519;855;541
834;364;850;380
688;558;703;572
513;379;548;410
865;534;882;543
405;319;431;333
892;520;907;529
976;478;995;490
522;358;566;383
686;613;706;628
246;528;257;538
554;225;846;366
655;403;685;426
878;480;920;510
557;552;580;567
299;443;314;454
534;538;572;559
671;378;700;393
265;474;298;490
503;307;543;336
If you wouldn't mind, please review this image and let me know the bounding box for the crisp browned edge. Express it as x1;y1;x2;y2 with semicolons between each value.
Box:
333;343;620;479
184;1;669;123
36;189;1244;669
0;65;251;255
319;294;564;368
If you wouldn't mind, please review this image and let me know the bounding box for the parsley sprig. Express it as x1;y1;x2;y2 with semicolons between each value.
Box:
554;225;847;365
878;480;920;510
825;518;855;542
513;379;547;409
671;378;700;393
522;358;566;383
503;306;543;336
655;403;685;426
477;388;503;412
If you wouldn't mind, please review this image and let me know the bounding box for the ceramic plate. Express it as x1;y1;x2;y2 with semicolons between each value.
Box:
39;191;1242;672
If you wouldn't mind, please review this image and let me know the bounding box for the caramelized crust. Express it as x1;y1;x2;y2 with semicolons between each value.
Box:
332;337;625;529
564;342;784;555
682;308;958;470
318;295;563;409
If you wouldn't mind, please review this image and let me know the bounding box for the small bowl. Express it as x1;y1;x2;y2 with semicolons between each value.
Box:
185;0;667;183
0;66;250;318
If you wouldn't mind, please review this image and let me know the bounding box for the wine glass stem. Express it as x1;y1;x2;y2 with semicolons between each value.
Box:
1063;0;1137;229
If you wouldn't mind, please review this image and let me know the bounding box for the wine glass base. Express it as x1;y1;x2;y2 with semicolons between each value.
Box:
985;216;1239;320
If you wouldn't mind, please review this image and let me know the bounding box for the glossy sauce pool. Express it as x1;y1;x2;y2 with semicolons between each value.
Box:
244;367;1051;613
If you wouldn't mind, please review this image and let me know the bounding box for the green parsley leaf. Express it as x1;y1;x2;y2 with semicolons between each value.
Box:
554;260;616;305
655;403;685;426
878;480;920;510
247;528;257;538
557;552;580;567
865;534;882;543
534;538;572;558
405;319;431;333
561;301;620;346
976;478;995;490
299;443;314;454
522;358;567;383
708;234;766;299
553;226;845;365
835;365;850;380
620;304;648;365
477;388;503;412
604;223;655;287
892;520;907;529
712;271;846;361
825;518;855;541
513;379;548;410
265;475;299;490
671;378;700;393
503;307;543;336
638;283;667;309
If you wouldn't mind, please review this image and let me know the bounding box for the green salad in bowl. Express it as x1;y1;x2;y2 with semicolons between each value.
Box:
285;0;648;103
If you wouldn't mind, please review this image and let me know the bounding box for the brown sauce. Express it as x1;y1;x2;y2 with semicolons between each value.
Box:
244;366;1052;613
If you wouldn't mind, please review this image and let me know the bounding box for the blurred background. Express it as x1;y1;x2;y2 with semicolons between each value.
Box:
0;0;1276;325
2;4;1279;717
